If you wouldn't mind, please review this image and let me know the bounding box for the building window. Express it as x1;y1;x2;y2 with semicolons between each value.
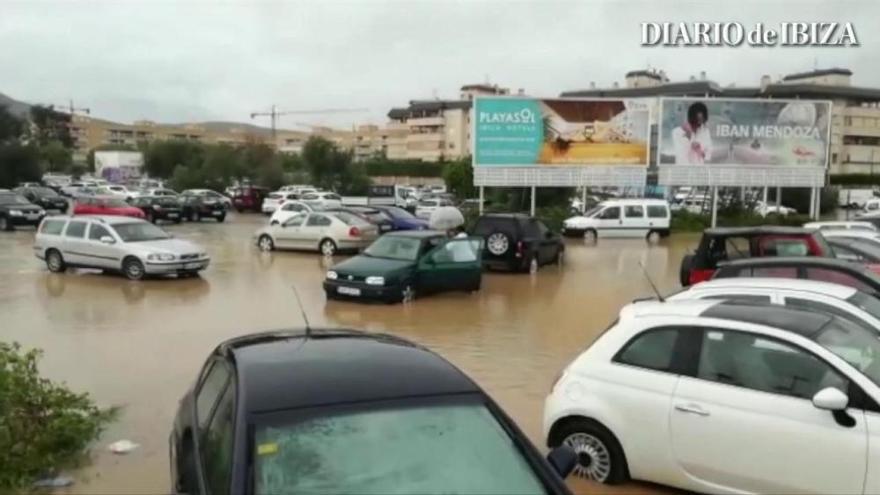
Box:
832;153;838;163
845;116;853;126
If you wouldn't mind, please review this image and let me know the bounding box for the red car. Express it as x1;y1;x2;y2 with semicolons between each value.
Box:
73;196;145;219
231;186;270;213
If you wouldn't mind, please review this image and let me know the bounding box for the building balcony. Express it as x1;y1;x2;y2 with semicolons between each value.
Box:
406;149;444;161
406;133;444;143
843;126;880;138
408;116;445;127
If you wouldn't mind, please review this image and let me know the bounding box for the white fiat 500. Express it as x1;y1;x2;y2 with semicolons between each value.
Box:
544;299;880;494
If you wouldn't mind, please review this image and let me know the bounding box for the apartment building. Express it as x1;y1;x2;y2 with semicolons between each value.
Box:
385;83;515;162
562;67;880;175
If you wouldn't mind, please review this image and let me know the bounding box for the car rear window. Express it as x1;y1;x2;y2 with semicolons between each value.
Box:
332;211;368;226
473;217;517;237
40;219;65;235
64;221;87;238
647;205;668;218
268;193;282;200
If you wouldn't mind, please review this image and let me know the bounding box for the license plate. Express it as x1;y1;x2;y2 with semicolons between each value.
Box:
337;286;361;296
26;214;40;220
212;211;223;216
380;225;391;231
47;209;61;215
168;213;178;218
184;262;203;269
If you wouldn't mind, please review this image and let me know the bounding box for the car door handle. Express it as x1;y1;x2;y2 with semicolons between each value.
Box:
674;403;710;416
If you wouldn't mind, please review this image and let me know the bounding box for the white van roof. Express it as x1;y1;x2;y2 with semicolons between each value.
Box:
599;198;669;205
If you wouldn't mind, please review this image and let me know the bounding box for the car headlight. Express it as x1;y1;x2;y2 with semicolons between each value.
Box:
147;253;176;261
365;276;385;286
8;210;22;216
326;270;338;280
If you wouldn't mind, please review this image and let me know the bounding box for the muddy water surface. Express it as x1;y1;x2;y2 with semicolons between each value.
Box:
0;214;696;494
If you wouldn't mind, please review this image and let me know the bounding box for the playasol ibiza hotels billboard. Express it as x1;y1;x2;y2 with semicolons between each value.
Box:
473;97;651;167
657;97;831;168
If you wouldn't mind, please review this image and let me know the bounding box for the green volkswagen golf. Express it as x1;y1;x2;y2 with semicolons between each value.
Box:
324;230;483;303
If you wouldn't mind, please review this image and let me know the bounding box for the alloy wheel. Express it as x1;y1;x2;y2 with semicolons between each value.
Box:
563;432;612;482
124;259;145;280
584;230;597;244
320;240;336;256
46;251;63;272
402;285;415;303
258;235;274;252
486;233;509;256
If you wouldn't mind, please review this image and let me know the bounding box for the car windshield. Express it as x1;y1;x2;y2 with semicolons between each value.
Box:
158;197;180;207
112;222;172;242
383;206;415;219
252;401;547;495
363;235;423;261
584;205;604;217
32;187;58;197
0;194;30;205
815;317;880;388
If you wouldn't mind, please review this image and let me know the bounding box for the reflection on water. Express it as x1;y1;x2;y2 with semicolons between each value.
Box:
0;214;694;495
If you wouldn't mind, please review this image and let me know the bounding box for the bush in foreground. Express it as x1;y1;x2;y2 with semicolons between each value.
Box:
0;342;117;489
671;210;811;232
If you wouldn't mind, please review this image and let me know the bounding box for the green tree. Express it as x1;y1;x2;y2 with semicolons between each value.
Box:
143;140;204;179
0;143;41;188
39;140;73;173
301;136;362;192
0;105;23;143
442;157;475;198
0;342;116;489
29;105;72;148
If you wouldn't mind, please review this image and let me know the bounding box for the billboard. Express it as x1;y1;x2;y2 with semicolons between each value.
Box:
658;98;831;168
95;151;144;182
473;97;651;167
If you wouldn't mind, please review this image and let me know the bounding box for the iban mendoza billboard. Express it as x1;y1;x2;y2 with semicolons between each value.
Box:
473;97;651;167
657;97;831;168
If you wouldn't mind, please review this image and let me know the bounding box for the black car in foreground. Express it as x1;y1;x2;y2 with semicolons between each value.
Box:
471;213;564;272
170;329;576;495
130;196;184;223
14;186;69;214
180;194;226;222
0;191;45;231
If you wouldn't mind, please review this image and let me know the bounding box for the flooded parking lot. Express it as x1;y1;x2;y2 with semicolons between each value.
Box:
0;213;693;494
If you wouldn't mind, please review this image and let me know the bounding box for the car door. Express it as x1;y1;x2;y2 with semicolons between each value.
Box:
274;213;307;249
301;213;333;250
530;219;557;263
669;328;866;494
594;206;622;238
622;204;648;238
417;237;482;293
60;219;90;266
84;222;122;269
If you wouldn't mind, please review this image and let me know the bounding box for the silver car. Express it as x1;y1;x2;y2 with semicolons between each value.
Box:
254;210;378;256
34;215;210;280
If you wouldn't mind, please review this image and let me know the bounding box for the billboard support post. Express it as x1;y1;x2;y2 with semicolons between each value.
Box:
479;186;484;215
776;187;782;209
809;188;816;218
711;187;718;228
581;187;587;213
763;187;768;204
530;186;536;216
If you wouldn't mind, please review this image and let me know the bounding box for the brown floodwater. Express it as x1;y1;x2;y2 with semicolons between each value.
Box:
0;214;696;494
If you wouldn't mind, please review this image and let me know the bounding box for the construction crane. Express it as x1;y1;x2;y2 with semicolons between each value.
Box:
249;105;368;141
53;99;90;116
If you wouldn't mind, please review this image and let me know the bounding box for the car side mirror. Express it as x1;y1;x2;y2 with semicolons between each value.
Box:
546;446;577;479
812;387;848;411
99;236;115;245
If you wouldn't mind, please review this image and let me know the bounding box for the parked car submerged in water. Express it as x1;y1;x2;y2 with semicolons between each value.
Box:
14;186;69;214
0;191;45;231
180;193;227;223
472;214;564;273
169;328;576;495
324;230;482;303
72;195;145;219
255;211;377;256
130;196;184;224
34;215;209;280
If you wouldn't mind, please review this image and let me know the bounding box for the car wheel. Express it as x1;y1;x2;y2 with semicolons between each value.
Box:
486;232;510;256
122;257;146;281
646;230;661;244
216;214;225;223
0;216;12;231
528;255;539;274
270;220;279;226
402;284;416;303
258;235;274;252
583;229;597;244
319;238;337;257
189;211;199;222
45;249;65;273
554;247;564;265
552;419;628;484
680;253;695;286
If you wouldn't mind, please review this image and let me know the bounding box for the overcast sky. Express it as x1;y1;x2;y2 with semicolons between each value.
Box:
1;0;877;128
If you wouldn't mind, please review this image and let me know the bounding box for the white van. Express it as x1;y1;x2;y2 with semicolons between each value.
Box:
562;198;671;243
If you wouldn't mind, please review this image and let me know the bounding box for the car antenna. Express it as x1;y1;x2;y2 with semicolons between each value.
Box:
638;261;665;302
290;283;312;336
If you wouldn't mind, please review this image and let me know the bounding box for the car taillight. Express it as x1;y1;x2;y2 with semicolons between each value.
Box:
349;226;361;237
515;241;524;258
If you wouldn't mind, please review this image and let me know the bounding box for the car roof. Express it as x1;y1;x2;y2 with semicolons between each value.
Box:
599;198;668;205
687;277;857;299
719;256;862;270
224;329;480;413
625;299;834;338
704;226;816;236
821;229;880;239
805;221;875;228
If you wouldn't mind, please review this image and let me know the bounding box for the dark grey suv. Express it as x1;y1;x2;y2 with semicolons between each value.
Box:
471;213;564;272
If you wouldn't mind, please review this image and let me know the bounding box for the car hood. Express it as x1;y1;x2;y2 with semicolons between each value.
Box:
130;238;204;255
332;255;415;278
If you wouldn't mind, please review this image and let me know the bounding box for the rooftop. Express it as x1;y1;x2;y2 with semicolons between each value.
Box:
782;67;853;81
226;329;479;413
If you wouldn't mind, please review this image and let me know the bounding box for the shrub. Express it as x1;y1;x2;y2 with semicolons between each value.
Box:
0;342;117;489
671;209;811;232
